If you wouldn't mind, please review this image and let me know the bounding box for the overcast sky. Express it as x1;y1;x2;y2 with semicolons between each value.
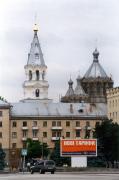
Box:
0;0;119;102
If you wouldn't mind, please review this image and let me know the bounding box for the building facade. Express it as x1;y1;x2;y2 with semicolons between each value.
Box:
107;87;119;123
0;25;110;169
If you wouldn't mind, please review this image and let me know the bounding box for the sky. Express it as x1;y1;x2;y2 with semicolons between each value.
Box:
0;0;119;102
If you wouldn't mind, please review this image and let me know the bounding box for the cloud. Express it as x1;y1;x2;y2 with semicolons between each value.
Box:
0;0;119;102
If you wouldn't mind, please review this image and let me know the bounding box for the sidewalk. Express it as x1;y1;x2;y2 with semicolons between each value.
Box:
56;167;119;174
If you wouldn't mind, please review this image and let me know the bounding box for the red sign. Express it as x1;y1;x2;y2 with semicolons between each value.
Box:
60;139;97;156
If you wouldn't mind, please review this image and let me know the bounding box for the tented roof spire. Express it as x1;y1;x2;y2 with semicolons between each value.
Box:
27;24;46;66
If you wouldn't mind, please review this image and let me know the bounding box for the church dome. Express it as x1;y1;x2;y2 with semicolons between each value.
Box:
84;49;108;78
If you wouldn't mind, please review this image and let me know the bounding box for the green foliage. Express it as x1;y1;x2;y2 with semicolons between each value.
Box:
93;119;119;165
26;138;50;159
50;139;71;166
0;148;6;170
0;96;7;102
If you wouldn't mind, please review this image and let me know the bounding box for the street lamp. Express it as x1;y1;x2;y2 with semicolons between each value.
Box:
42;137;44;159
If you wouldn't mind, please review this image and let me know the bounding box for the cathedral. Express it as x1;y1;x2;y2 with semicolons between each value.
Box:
61;49;113;103
0;24;113;168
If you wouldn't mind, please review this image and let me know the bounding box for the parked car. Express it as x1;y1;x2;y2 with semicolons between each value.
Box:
30;160;56;174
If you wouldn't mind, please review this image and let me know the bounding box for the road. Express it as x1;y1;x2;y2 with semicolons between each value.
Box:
0;173;119;180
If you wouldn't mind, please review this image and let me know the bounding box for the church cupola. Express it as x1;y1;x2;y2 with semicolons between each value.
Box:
93;48;99;62
61;76;88;103
80;48;113;103
66;78;74;97
23;24;49;100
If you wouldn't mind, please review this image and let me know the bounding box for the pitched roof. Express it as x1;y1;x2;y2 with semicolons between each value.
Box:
84;49;108;78
11;99;107;117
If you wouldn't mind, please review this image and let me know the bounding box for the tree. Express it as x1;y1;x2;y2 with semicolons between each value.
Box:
50;139;71;166
26;138;50;159
0;96;7;102
0;148;6;170
93;119;119;167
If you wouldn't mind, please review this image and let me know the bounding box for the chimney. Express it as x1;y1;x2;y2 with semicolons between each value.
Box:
70;104;74;113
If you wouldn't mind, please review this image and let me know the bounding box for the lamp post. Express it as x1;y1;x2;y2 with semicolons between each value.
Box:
42;137;44;159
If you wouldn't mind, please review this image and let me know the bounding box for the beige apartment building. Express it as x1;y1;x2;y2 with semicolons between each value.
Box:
0;24;113;169
107;87;119;123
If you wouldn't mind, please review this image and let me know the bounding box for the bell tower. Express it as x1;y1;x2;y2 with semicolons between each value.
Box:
23;24;49;99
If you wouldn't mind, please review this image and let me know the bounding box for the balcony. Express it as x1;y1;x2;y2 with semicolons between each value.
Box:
32;137;39;141
51;137;60;141
51;126;62;130
22;137;27;141
75;126;82;130
22;126;28;130
32;126;39;130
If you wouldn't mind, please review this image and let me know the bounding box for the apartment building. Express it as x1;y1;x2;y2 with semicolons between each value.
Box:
107;87;119;123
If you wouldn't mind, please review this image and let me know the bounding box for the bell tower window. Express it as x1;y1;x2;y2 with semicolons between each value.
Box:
42;71;45;80
35;89;39;97
29;70;32;80
36;70;39;80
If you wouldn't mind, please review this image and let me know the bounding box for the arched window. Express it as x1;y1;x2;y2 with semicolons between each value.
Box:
36;70;39;81
42;71;45;80
29;70;32;80
35;89;39;97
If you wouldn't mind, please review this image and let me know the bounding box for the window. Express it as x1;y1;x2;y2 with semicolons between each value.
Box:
33;121;37;127
57;121;61;127
12;121;17;127
0;122;2;127
76;130;80;137
66;132;70;138
12;143;17;149
42;71;45;80
52;121;56;127
52;131;61;137
23;130;28;137
110;113;111;118
116;112;117;119
43;121;47;127
52;131;56;137
36;70;39;81
52;121;61;127
76;121;80;127
12;132;17;139
29;70;32;80
0;132;2;138
0;111;2;116
66;121;70;127
32;130;38;137
35;89;39;97
86;121;90;127
23;121;27;127
43;132;47;138
23;142;27;149
57;131;61;137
